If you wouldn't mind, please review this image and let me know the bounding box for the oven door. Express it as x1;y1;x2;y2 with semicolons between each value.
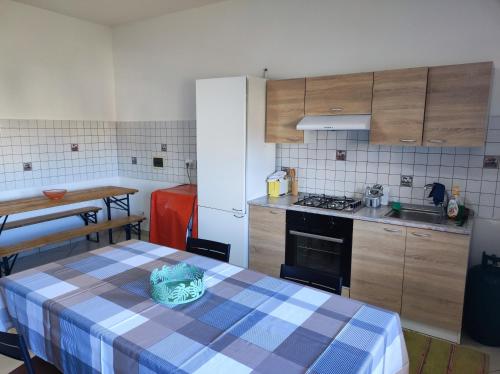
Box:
285;211;352;286
287;230;344;275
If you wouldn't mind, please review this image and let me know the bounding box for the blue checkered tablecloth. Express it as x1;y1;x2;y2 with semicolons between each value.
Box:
0;240;408;373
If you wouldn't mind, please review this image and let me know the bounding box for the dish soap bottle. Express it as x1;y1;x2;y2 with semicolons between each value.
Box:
447;185;460;219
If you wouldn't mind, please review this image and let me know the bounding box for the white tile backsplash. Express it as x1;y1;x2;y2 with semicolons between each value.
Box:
276;116;500;219
116;120;196;184
0;119;118;190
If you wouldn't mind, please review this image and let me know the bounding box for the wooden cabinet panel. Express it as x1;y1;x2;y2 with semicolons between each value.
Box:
370;68;428;146
351;220;406;313
402;228;470;333
265;78;305;143
423;62;493;147
305;72;373;116
249;205;286;277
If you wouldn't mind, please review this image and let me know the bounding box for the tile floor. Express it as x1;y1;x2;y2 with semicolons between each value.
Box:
0;231;499;373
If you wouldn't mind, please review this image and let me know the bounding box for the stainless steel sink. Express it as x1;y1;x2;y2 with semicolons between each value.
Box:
385;206;444;224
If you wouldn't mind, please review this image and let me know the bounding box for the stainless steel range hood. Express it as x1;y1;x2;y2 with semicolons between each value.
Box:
296;115;371;131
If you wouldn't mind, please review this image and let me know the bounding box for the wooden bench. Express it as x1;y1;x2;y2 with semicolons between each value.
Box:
3;206;101;231
0;215;145;276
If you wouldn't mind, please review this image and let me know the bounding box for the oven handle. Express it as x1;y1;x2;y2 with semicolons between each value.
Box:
289;230;344;244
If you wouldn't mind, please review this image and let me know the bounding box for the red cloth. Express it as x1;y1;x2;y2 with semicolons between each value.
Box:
149;184;198;250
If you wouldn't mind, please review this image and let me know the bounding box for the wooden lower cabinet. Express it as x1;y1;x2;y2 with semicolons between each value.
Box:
351;220;406;312
249;205;286;277
401;228;470;336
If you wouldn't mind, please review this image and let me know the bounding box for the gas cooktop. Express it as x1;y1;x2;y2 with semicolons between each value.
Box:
294;194;363;212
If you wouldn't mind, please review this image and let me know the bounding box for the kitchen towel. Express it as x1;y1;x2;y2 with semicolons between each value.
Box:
428;182;446;206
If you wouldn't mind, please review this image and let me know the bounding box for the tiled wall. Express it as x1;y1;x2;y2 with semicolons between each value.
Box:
276;116;500;219
0;119;118;190
116;121;197;184
0;119;197;191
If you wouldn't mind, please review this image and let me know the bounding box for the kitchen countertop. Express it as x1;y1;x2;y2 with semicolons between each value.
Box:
248;195;474;235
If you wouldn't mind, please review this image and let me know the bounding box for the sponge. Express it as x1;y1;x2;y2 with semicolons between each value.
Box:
391;201;402;212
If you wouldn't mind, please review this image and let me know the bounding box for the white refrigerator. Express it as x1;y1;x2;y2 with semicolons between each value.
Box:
196;76;276;268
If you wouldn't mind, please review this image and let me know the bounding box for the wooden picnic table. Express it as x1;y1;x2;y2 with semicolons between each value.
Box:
0;186;137;216
0;186;142;276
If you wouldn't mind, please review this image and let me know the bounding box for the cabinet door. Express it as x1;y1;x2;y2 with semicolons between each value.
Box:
305;72;373;116
198;206;248;268
423;62;493;147
370;68;428;145
249;205;286;277
265;78;305;143
402;228;470;333
350;220;406;312
196;77;247;213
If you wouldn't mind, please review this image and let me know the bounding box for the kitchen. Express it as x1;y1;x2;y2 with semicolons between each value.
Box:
1;0;500;373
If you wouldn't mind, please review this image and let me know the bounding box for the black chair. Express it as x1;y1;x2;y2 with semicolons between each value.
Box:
0;331;60;374
186;237;231;263
280;264;343;295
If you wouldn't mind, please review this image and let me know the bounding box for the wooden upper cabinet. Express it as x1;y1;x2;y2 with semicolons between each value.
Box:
423;62;493;147
402;228;470;335
305;72;374;116
370;67;428;146
265;78;305;143
351;220;406;313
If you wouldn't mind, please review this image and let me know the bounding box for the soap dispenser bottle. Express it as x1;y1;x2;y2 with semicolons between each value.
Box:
447;186;460;219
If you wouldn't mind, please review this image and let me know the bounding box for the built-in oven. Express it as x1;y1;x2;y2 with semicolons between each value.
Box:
285;210;353;287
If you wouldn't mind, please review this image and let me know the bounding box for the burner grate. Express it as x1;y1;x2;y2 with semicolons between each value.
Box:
294;194;363;212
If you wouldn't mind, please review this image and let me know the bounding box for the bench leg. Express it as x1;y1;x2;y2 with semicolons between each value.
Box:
79;212;99;243
125;224;132;240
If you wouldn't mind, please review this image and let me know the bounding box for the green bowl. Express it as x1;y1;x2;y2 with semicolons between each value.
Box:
150;263;205;306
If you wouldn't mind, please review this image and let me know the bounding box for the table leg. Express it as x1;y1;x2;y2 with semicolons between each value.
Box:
104;197;113;244
103;194;133;244
2;254;18;277
79;212;99;243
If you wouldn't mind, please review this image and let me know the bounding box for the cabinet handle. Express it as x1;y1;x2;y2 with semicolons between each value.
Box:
411;232;431;238
234;214;245;219
232;208;243;212
330;107;344;112
427;139;446;144
400;139;416;143
269;210;280;215
384;227;401;233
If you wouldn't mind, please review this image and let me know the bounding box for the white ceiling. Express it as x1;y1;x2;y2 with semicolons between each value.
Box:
13;0;227;26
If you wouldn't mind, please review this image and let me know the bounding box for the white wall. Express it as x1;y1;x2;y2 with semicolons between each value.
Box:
112;0;500;121
0;0;115;120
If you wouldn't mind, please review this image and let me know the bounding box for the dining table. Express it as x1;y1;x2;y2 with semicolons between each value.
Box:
0;240;409;374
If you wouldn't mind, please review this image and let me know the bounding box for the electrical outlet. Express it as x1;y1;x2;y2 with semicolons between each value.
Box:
161;144;167;152
185;159;196;168
131;157;137;165
483;155;499;169
336;150;346;161
400;175;413;187
23;162;32;171
71;143;79;152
